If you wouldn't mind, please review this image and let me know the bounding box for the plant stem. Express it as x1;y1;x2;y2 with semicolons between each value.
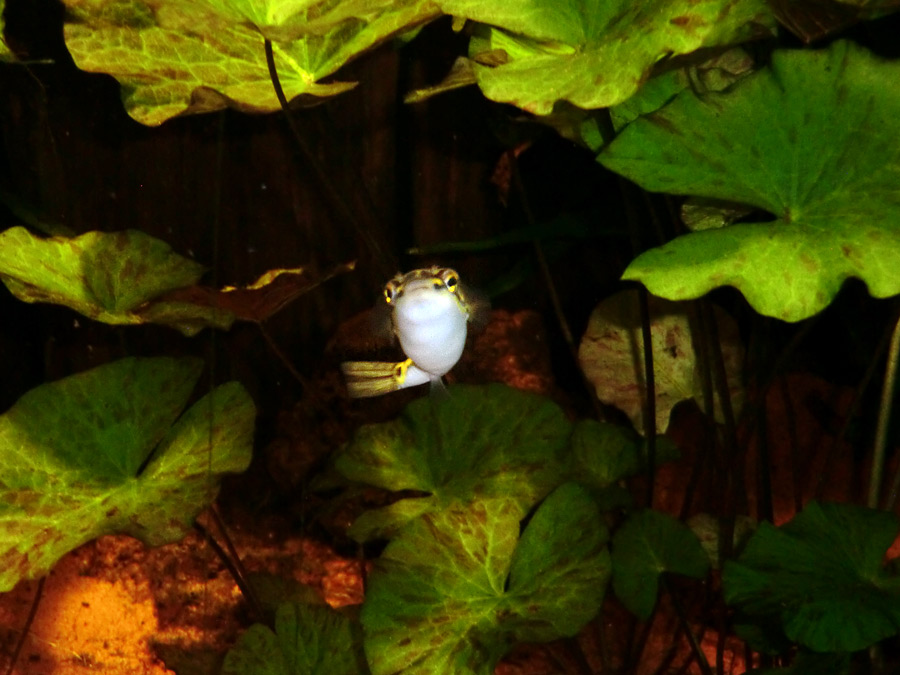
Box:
637;287;657;508
4;577;44;675
194;519;266;626
816;312;893;500
263;39;395;279
507;150;606;421
873;309;900;509
662;576;713;675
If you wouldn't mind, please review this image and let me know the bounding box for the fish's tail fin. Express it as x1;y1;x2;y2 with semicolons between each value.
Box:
340;359;431;398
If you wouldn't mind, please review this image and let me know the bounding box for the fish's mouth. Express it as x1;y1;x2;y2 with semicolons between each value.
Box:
395;290;462;322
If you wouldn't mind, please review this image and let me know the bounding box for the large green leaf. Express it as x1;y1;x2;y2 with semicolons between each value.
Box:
361;484;610;675
62;0;440;125
0;357;254;591
600;40;900;322
436;0;774;115
723;501;900;652
222;602;368;675
0;227;215;330
611;509;709;619
332;384;573;541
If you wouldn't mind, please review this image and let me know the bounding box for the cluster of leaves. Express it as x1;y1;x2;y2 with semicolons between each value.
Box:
51;0;779;126
224;385;711;674
0;226;354;336
723;501;900;673
0;356;255;591
5;1;900;674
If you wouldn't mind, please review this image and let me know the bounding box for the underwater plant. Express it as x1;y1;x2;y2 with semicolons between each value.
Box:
2;1;900;674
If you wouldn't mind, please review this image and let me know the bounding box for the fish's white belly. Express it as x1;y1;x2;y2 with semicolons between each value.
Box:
396;307;467;376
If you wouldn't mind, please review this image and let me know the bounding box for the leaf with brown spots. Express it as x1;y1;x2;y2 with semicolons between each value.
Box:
578;290;744;435
0;227;352;336
600;41;900;322
362;484;610;675
330;384;573;542
0;226;204;325
429;0;775;115
0;357;254;591
61;0;442;125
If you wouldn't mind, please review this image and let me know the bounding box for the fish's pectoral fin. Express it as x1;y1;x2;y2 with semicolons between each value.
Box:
341;359;414;398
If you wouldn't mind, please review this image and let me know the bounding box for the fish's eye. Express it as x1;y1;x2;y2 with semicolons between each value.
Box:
440;269;460;292
384;281;399;304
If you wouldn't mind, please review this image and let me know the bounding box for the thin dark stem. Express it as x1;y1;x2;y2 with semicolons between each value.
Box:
4;577;45;675
194;519;266;626
616;175;658;507
777;377;804;514
698;301;739;675
258;322;310;388
507;151;605;421
680;304;716;522
626;612;657;674
637;288;657;508
662;577;713;675
815;312;894;500
875;310;900;509
754;397;774;523
263;39;394;279
747;315;774;524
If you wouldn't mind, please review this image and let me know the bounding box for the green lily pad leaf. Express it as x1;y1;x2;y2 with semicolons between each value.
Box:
723;501;900;652
600;41;900;322
436;0;774;115
222;602;368;675
570;419;679;489
61;0;440;126
0;356;254;591
611;509;709;619
578;289;744;435
362;484;610;675
332;384;572;541
0;226;204;323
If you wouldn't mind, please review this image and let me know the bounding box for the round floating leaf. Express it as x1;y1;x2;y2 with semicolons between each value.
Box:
222;602;367;675
0;357;255;590
61;0;441;125
723;501;900;652
436;0;774;115
611;509;710;619
600;41;900;322
578;290;744;435
332;384;572;540
362;484;610;675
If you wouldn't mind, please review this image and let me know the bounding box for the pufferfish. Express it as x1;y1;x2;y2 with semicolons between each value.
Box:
341;267;488;397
